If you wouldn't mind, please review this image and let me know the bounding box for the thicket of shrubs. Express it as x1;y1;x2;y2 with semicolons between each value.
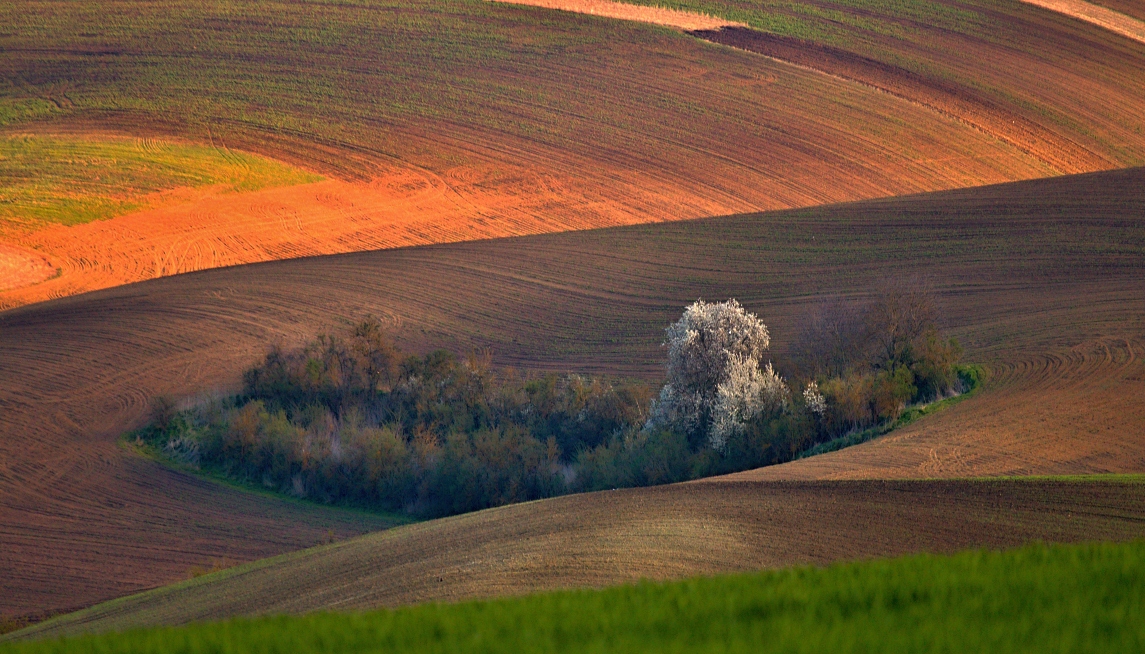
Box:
139;283;973;519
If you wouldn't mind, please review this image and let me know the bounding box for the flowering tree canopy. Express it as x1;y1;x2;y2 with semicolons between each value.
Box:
647;299;790;449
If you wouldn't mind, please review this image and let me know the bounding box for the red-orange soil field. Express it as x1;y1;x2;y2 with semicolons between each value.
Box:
0;245;53;292
4;0;1145;307
1;168;1143;621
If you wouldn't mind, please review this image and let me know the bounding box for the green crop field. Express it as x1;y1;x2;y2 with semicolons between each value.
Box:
0;134;320;227
6;540;1143;652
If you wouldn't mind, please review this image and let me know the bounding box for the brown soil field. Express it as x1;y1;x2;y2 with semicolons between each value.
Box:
688;18;1143;176
1021;0;1145;43
1;168;1142;620
4;0;1145;307
15;478;1145;640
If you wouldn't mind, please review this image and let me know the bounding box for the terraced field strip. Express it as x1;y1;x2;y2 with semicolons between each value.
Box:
12;478;1145;639
3;0;1145;307
1090;0;1145;21
1021;0;1145;44
488;0;744;29
621;0;1145;175
1;168;1142;618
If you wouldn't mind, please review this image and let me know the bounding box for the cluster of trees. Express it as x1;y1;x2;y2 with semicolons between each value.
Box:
789;282;965;436
144;319;653;518
141;283;970;519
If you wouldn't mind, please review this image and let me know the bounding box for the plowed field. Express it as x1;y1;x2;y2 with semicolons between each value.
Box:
4;0;1145;307
15;478;1145;640
1;168;1142;620
626;0;1145;173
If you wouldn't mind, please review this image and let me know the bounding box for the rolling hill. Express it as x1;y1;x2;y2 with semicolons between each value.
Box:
12;477;1145;640
1;167;1142;621
3;0;1145;307
8;540;1143;652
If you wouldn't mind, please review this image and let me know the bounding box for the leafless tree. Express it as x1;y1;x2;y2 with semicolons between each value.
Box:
865;279;939;369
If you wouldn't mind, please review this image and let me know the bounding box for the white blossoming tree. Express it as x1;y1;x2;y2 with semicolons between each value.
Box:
803;381;826;417
647;299;790;450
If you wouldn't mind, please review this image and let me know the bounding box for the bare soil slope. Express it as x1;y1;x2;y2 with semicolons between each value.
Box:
15;478;1145;640
1;168;1142;619
4;0;1145;306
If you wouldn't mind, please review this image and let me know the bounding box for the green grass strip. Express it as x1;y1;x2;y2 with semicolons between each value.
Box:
6;539;1144;652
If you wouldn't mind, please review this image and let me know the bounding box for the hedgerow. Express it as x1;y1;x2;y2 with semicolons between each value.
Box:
136;284;970;518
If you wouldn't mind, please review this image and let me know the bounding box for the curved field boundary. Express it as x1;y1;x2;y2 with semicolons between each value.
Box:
488;0;744;30
11;478;1145;640
1022;0;1145;44
1090;0;1145;21
0;160;745;310
0;168;1143;618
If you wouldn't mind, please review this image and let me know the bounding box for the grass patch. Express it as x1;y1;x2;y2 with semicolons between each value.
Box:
6;539;1144;652
0;134;321;227
798;364;983;459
